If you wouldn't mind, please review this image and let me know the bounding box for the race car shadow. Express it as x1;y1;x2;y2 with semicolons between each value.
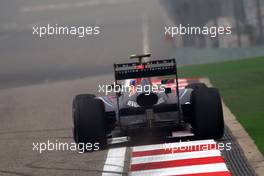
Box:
107;135;196;149
107;125;196;148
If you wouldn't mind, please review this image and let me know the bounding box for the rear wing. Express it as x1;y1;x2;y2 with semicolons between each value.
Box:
113;57;183;128
114;58;177;80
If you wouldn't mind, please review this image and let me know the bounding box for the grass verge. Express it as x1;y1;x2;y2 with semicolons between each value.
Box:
179;57;264;154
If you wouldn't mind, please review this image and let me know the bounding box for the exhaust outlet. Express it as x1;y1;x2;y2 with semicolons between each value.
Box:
136;93;158;107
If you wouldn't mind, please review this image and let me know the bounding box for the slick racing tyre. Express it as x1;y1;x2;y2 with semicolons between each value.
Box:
73;94;107;151
191;87;224;139
73;94;95;142
186;83;207;90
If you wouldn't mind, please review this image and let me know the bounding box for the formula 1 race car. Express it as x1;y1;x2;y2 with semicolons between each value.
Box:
72;54;224;149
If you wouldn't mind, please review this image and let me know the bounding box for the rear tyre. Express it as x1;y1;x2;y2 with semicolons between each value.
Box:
186;83;207;90
73;94;95;143
191;88;224;139
73;95;107;151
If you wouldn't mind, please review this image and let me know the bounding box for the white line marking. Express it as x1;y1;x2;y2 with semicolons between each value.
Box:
132;140;215;152
123;14;150;85
142;13;150;55
102;147;127;176
131;150;221;164
160;6;183;48
129;163;229;176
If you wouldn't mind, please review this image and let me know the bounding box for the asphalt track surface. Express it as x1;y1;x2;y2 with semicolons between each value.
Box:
0;0;257;175
0;75;256;176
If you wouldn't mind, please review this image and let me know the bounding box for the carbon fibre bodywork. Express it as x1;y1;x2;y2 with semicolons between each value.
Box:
99;88;193;132
97;57;198;136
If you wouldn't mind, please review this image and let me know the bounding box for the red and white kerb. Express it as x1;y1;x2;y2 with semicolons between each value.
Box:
129;140;231;176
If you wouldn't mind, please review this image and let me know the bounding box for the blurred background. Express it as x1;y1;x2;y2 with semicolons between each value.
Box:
0;0;263;89
164;0;264;48
163;0;264;66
